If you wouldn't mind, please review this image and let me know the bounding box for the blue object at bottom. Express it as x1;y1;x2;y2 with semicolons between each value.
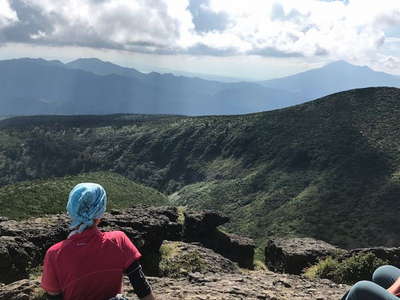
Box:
345;265;400;300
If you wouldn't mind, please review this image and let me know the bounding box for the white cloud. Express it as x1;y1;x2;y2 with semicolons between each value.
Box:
202;0;400;60
0;0;18;29
0;0;399;75
5;0;194;52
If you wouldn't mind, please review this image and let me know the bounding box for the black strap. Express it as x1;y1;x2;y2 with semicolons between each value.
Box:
125;260;152;298
46;293;63;300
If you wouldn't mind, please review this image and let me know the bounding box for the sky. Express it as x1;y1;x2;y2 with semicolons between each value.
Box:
0;0;399;80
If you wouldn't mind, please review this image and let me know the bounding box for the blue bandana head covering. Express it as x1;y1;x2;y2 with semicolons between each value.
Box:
67;183;107;233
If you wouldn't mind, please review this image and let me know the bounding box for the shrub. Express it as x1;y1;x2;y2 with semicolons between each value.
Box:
305;253;389;284
253;259;268;271
159;243;206;278
304;256;338;280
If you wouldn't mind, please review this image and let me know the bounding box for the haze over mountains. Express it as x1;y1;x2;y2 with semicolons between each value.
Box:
0;58;399;116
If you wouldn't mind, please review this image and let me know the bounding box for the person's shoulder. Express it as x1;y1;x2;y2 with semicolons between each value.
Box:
46;240;68;255
103;230;129;242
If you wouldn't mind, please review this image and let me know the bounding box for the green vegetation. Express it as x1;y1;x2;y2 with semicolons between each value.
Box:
1;88;400;248
159;242;206;277
305;253;389;284
0;172;168;220
253;259;268;271
176;206;186;225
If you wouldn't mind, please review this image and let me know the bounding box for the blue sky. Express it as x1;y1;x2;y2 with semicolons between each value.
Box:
0;0;399;80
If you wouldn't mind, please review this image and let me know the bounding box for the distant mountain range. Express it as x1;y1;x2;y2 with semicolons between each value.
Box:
0;58;399;116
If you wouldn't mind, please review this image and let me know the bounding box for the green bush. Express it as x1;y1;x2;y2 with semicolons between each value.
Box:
159;243;206;278
305;256;338;280
305;253;389;284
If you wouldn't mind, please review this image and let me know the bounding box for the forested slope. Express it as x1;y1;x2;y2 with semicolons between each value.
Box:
1;87;399;248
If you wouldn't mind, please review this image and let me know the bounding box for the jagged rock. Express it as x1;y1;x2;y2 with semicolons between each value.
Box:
184;210;255;268
0;236;37;284
159;241;240;277
0;206;255;283
0;215;70;260
0;207;183;279
183;210;230;240
0;270;350;300
265;237;344;274
213;231;255;269
102;206;183;249
0;217;8;223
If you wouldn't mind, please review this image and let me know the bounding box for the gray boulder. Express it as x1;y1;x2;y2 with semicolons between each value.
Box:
159;241;240;277
265;237;344;274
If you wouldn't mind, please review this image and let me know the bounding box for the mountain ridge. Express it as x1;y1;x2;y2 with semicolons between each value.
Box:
1;87;400;249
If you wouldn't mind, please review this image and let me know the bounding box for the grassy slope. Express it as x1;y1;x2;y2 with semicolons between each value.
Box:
171;87;400;248
1;87;400;248
0;171;168;220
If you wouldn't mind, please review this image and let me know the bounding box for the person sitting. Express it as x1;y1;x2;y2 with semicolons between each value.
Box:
41;182;156;300
343;265;400;299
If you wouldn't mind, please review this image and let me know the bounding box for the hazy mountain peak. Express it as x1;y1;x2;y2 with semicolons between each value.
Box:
261;59;400;101
325;60;353;67
65;57;145;79
69;57;106;64
324;60;371;71
3;58;65;69
8;57;48;64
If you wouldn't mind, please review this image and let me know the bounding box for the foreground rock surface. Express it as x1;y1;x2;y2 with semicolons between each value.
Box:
266;238;344;275
147;271;349;300
0;270;350;300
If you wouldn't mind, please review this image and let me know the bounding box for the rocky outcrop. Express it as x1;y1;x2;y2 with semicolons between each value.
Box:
0;230;354;300
184;210;255;268
159;241;240;278
264;237;400;277
0;236;37;284
183;210;230;239
265;237;344;274
0;270;350;300
0;214;68;285
0;206;254;283
213;230;255;269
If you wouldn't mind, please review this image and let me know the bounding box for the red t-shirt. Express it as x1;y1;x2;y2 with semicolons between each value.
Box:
41;227;142;300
